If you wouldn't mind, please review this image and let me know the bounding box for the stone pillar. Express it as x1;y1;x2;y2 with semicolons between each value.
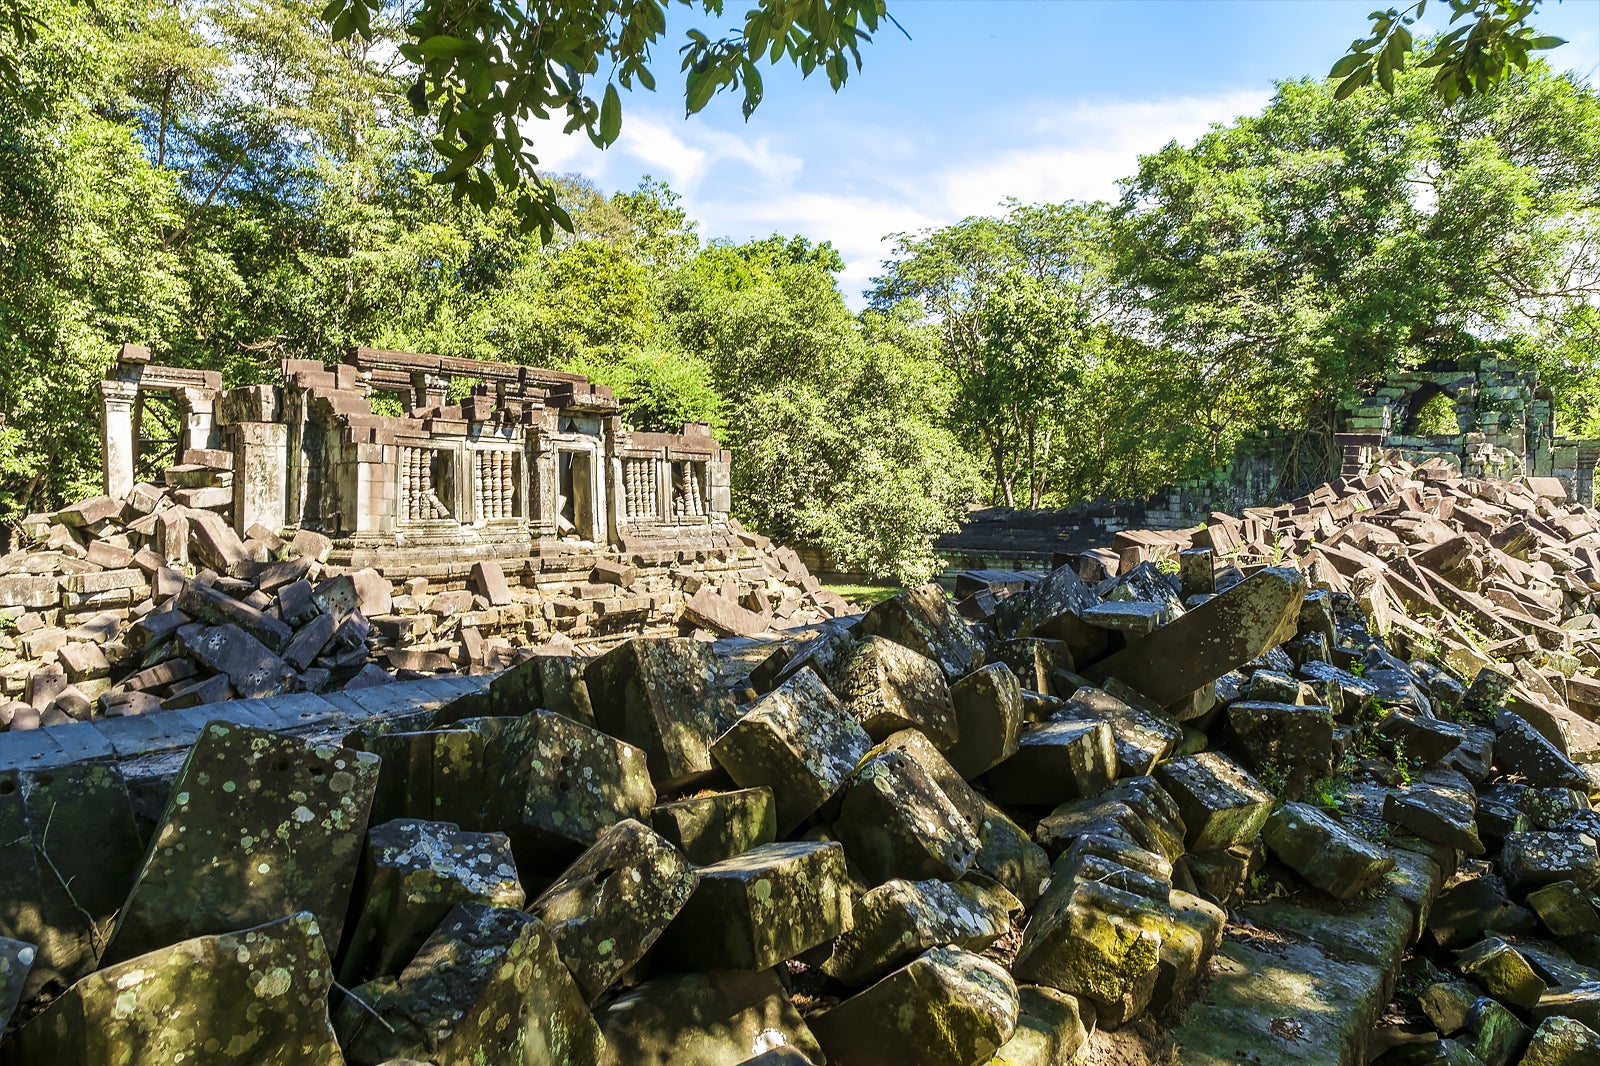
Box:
175;387;217;454
231;422;289;536
100;379;140;499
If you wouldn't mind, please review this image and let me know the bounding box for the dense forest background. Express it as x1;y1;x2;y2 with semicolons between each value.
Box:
3;0;1599;582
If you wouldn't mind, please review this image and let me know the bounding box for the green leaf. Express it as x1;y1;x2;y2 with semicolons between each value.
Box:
1527;35;1567;50
1334;63;1372;99
1329;52;1369;78
417;35;472;58
600;82;622;142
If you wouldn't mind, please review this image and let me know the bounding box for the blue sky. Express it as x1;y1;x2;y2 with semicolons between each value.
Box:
534;0;1600;303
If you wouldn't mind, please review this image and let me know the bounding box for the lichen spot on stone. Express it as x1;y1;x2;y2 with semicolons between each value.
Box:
293;805;315;824
597;939;615;956
255;967;293;998
258;862;271;874
752;878;773;903
329;771;356;794
223;780;236;793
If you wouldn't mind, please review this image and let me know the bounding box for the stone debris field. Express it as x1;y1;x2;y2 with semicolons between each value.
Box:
4;457;1600;1064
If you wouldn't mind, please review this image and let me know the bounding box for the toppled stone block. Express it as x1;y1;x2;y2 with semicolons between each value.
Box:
335;904;605;1066
1155;751;1275;853
529;818;696;1002
711;667;872;833
985;719;1115;807
989;985;1093;1066
1011;877;1167;1027
859;581;985;681
1225;701;1335;778
1155;888;1226;1010
834;734;981;884
1496;714;1591;791
180;622;299;699
835;635;958;747
0;937;34;1032
1051;684;1181;777
1457;936;1546;1011
1262;801;1395;901
653;841;852;971
471;560;513;606
481;709;657;872
1428;875;1539;950
947;662;1024;778
650;786;776;865
103;720;379;965
598;970;824;1066
1522;1016;1600;1066
809;947;1019;1066
1501;832;1600;892
1384;772;1485;855
822;878;1018;988
339;818;524;985
993;637;1078;693
1527;880;1600;937
1084;566;1306;708
10;913;342;1066
1465;995;1532;1066
586;637;736;790
483;652;595;726
176;578;291;651
0;761;144;998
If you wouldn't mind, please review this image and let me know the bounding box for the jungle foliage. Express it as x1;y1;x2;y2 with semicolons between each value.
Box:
1;0;1597;581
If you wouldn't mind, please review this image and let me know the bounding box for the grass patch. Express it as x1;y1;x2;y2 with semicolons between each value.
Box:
823;582;902;607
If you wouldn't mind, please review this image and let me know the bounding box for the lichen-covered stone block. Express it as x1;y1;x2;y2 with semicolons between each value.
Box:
338;817;524;985
1457;937;1546;1011
102;721;379;966
650;786;777;865
834;737;981;884
1502;832;1600;891
1522;1016;1600;1066
985;719;1115;807
598;970;824;1066
1010;878;1169;1028
1225;701;1335;778
711;667;872;833
947;662;1024;778
859;581;985;681
0;936;34;1033
334;904;605;1066
529;818;697;1003
585;637;736;790
1262;801;1395;901
1084;566;1307;707
1051;685;1181;778
822;878;1018;989
1154;751;1275;853
485;652;596;726
989;985;1092;1066
809;947;1019;1066
1384;772;1484;855
835;636;959;747
653;841;852;971
480;708;656;873
10;913;343;1066
0;761;144;999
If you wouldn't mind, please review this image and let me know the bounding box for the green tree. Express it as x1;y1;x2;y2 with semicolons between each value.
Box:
1333;1;1565;102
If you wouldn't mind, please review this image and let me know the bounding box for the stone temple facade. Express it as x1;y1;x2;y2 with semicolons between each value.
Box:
99;345;733;566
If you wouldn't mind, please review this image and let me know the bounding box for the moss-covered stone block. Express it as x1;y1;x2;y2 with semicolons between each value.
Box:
529;818;696;1003
653;840;851;971
834;737;980;884
946;662;1024;778
338;817;524;986
102;721;379;967
822;878;1018;989
986;719;1114;807
1011;878;1167;1028
711;666;872;833
1262;801;1395;902
479;708;656;873
649;786;776;865
835;636;958;747
597;970;823;1066
585;636;736;790
10;913;342;1065
809;947;1019;1066
334;904;605;1066
859;581;985;681
1155;752;1274;853
989;985;1092;1066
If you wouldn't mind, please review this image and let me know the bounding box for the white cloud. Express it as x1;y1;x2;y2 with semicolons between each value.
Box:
528;88;1274;306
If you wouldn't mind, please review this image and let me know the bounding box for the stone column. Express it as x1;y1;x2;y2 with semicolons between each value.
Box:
175;387;217;454
100;379;140;499
231;422;289;536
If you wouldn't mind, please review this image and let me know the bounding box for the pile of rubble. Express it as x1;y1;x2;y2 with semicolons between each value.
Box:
0;478;846;730
1;459;1600;1065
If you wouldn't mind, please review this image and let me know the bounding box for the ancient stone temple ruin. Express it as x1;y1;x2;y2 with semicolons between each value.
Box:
99;344;733;565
